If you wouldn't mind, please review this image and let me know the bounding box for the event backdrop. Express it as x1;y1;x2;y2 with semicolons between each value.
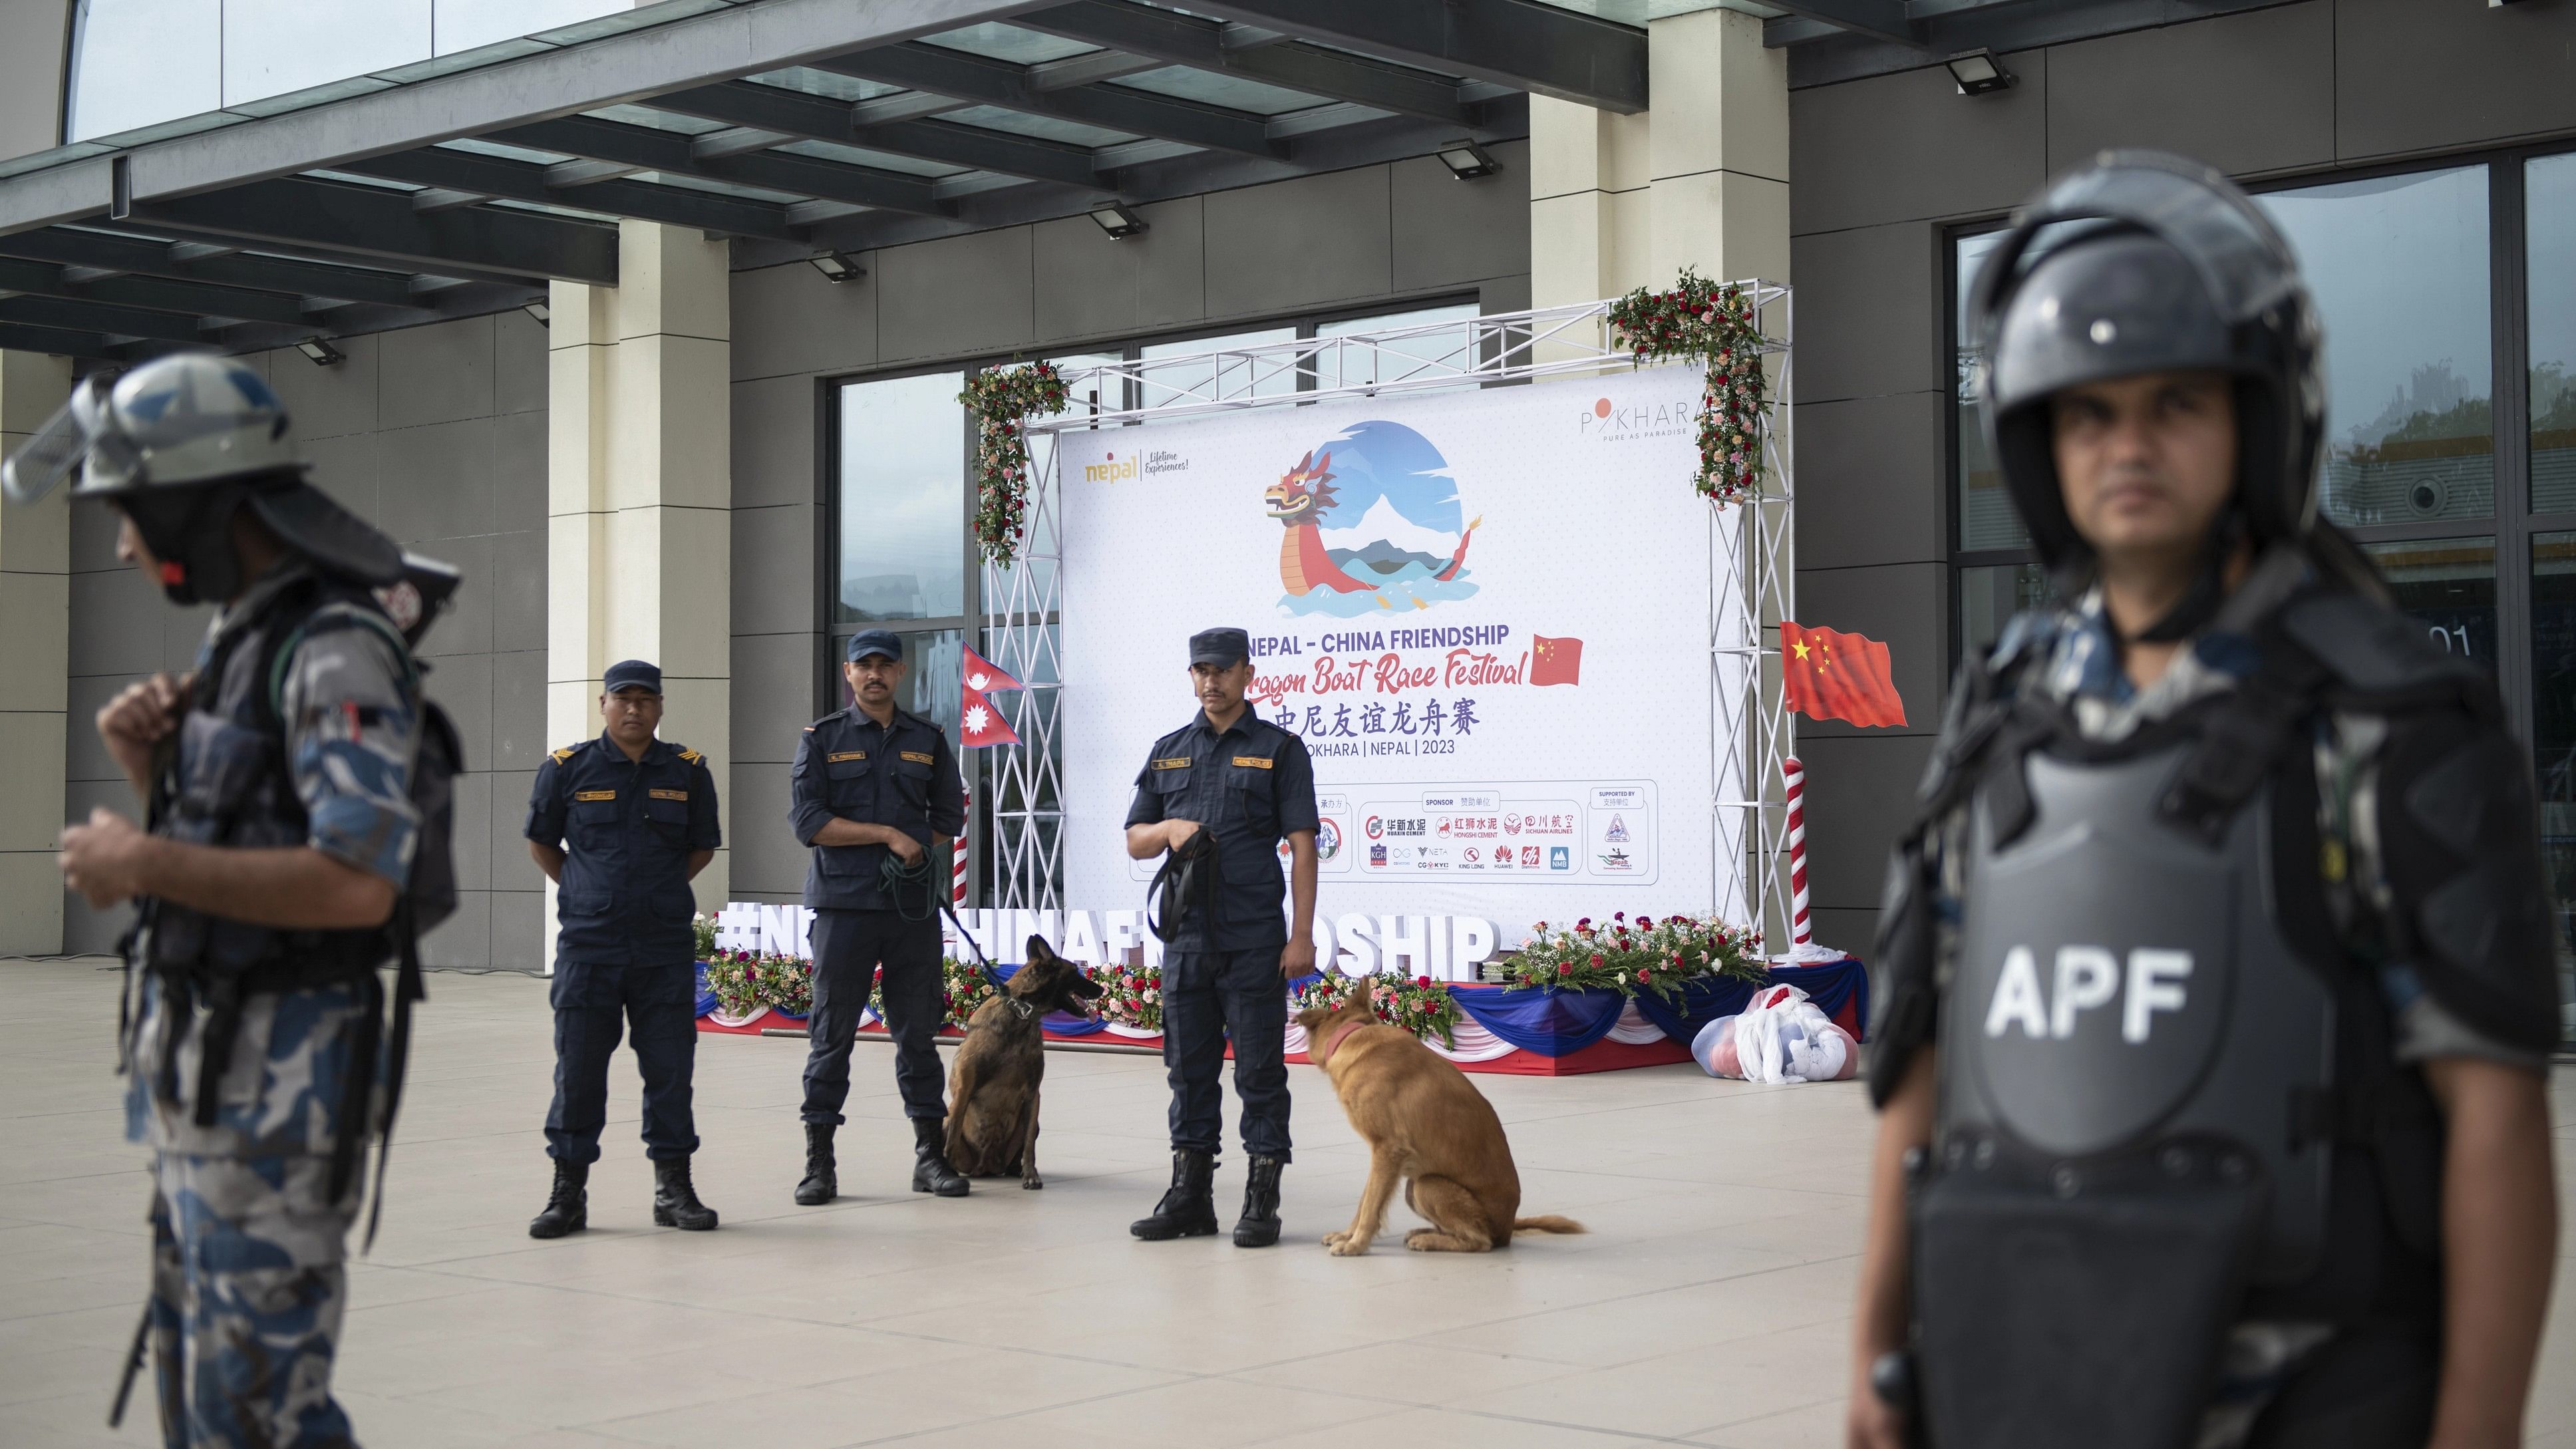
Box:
1057;365;1744;952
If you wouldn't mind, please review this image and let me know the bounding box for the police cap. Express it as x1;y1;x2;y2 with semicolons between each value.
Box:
603;659;662;695
846;629;904;663
1188;627;1251;667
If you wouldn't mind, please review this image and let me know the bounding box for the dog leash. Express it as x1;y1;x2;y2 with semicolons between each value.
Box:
933;895;1033;1019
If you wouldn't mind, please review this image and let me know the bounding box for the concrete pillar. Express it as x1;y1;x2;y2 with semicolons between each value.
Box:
548;222;732;967
1530;7;1789;309
0;351;72;953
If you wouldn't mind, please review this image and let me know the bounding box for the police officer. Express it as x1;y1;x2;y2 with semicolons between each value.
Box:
1124;627;1319;1247
524;659;722;1237
1848;152;2560;1449
789;629;970;1203
8;355;440;1446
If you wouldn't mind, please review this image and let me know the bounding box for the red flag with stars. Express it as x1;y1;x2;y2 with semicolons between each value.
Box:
1531;635;1583;687
1782;621;1906;728
960;685;1019;748
961;645;1023;694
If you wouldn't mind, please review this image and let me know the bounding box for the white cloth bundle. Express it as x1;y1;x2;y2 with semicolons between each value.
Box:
1690;983;1858;1083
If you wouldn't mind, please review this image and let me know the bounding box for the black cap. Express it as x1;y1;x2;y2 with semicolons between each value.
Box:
846;629;904;663
603;659;662;694
1188;627;1250;667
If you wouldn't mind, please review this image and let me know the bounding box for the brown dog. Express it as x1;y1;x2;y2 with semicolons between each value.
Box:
1297;977;1585;1254
943;937;1104;1190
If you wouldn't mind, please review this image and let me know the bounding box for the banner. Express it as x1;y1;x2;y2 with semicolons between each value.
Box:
1057;365;1742;947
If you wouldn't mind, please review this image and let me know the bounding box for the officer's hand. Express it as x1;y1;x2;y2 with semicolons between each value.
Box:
98;673;186;776
1844;1378;1907;1449
1163;818;1201;852
1280;935;1315;979
60;806;154;907
884;830;925;866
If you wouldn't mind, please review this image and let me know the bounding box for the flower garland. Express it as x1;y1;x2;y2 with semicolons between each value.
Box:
1086;963;1165;1034
1507;912;1766;1001
1291;971;1462;1050
1605;269;1770;506
957;361;1070;568
703;948;808;1018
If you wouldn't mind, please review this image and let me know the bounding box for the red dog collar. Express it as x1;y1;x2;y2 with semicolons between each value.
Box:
1315;1017;1369;1066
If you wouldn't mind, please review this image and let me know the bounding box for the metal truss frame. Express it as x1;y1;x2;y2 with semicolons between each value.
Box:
977;287;1798;943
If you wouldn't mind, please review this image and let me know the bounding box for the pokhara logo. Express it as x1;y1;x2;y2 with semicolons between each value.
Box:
1264;420;1481;617
1577;393;1696;443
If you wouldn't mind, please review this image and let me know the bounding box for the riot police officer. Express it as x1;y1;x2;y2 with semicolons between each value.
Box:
788;629;970;1203
7;354;448;1446
1124;627;1319;1247
1848;152;2560;1449
524;659;722;1236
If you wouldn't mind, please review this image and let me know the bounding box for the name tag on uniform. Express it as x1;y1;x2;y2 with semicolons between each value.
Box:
1232;756;1273;769
649;788;688;801
900;750;935;765
1151;757;1192;770
827;751;866;762
574;790;617;802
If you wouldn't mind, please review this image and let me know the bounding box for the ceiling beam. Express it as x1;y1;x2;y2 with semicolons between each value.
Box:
647;81;1105;191
0;319;121;361
812;42;1282;159
494;116;955;220
1754;0;1924;48
335;148;806;243
1016;2;1475;127
0;226;424;308
127;176;615;287
1178;0;1649;112
0;293;209;345
0;254;317;327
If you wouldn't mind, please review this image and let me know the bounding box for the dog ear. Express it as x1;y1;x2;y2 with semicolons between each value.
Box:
1352;974;1374;1006
1023;935;1055;964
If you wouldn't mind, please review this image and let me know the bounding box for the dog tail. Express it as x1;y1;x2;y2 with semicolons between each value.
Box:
1512;1215;1587;1235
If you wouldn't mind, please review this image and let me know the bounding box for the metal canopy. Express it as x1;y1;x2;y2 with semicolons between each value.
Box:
1764;0;2323;86
0;0;1635;365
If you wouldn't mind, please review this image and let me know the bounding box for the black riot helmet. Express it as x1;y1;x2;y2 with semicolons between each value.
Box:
1971;151;2329;624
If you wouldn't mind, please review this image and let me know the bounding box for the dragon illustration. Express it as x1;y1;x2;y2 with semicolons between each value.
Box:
1264;448;1483;605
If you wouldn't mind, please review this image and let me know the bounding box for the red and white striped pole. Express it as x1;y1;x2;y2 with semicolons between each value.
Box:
953;784;971;907
1783;755;1814;950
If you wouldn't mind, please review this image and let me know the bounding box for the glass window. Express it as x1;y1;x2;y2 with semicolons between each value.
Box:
837;372;966;623
67;0;220;141
434;0;626;54
1313;303;1481;393
1958;561;2049;665
222;0;430;108
1136;327;1297;410
2530;154;2576;514
2358;537;2498;667
2529;532;2576;1041
2258;168;2494;528
1954;232;2023;552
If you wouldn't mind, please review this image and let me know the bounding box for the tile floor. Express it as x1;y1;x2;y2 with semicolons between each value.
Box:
2;959;2571;1448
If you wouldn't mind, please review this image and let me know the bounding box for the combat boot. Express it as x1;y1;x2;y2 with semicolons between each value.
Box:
528;1159;588;1239
794;1122;836;1206
1233;1155;1284;1247
911;1117;970;1198
1130;1148;1219;1239
652;1156;719;1231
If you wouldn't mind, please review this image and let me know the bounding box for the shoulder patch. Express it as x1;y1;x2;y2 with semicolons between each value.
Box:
678;747;704;764
552;747;573;764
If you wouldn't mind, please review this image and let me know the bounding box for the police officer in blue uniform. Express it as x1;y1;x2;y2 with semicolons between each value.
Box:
789;629;971;1204
1124;627;1319;1247
524;659;722;1237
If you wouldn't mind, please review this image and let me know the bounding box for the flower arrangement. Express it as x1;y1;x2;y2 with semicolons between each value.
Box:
958;361;1070;568
1086;961;1164;1033
871;957;1004;1030
1507;912;1766;1001
1290;971;1462;1050
701;949;774;1018
1605;268;1771;506
691;911;718;960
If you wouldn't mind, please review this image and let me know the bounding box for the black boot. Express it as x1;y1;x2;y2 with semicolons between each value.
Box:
1233;1155;1284;1247
911;1118;969;1198
652;1157;719;1231
1130;1148;1219;1240
794;1123;837;1206
528;1159;587;1239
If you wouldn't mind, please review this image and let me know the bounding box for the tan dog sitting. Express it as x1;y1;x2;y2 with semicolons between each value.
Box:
1297;977;1585;1254
944;937;1104;1190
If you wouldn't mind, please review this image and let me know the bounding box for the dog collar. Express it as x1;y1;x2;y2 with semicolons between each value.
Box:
1005;996;1037;1021
1315;1017;1368;1066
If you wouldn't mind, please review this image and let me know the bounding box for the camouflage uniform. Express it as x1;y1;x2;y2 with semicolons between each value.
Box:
123;561;422;1448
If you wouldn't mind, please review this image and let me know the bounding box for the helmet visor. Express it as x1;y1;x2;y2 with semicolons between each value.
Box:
1;378;107;504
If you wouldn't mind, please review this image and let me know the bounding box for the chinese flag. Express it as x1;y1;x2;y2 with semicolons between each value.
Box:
960;685;1020;748
1531;635;1583;687
1782;621;1907;727
961;645;1024;694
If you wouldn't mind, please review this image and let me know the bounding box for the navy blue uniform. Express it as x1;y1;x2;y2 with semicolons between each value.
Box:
1125;711;1319;1162
789;706;967;1123
526;734;720;1164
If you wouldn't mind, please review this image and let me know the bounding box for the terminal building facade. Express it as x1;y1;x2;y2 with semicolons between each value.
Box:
0;0;2569;1041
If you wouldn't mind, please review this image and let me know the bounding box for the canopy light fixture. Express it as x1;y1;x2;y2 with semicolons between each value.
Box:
1088;204;1149;240
808;251;865;283
1945;49;2015;96
522;300;550;325
295;337;345;367
1436;140;1501;180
